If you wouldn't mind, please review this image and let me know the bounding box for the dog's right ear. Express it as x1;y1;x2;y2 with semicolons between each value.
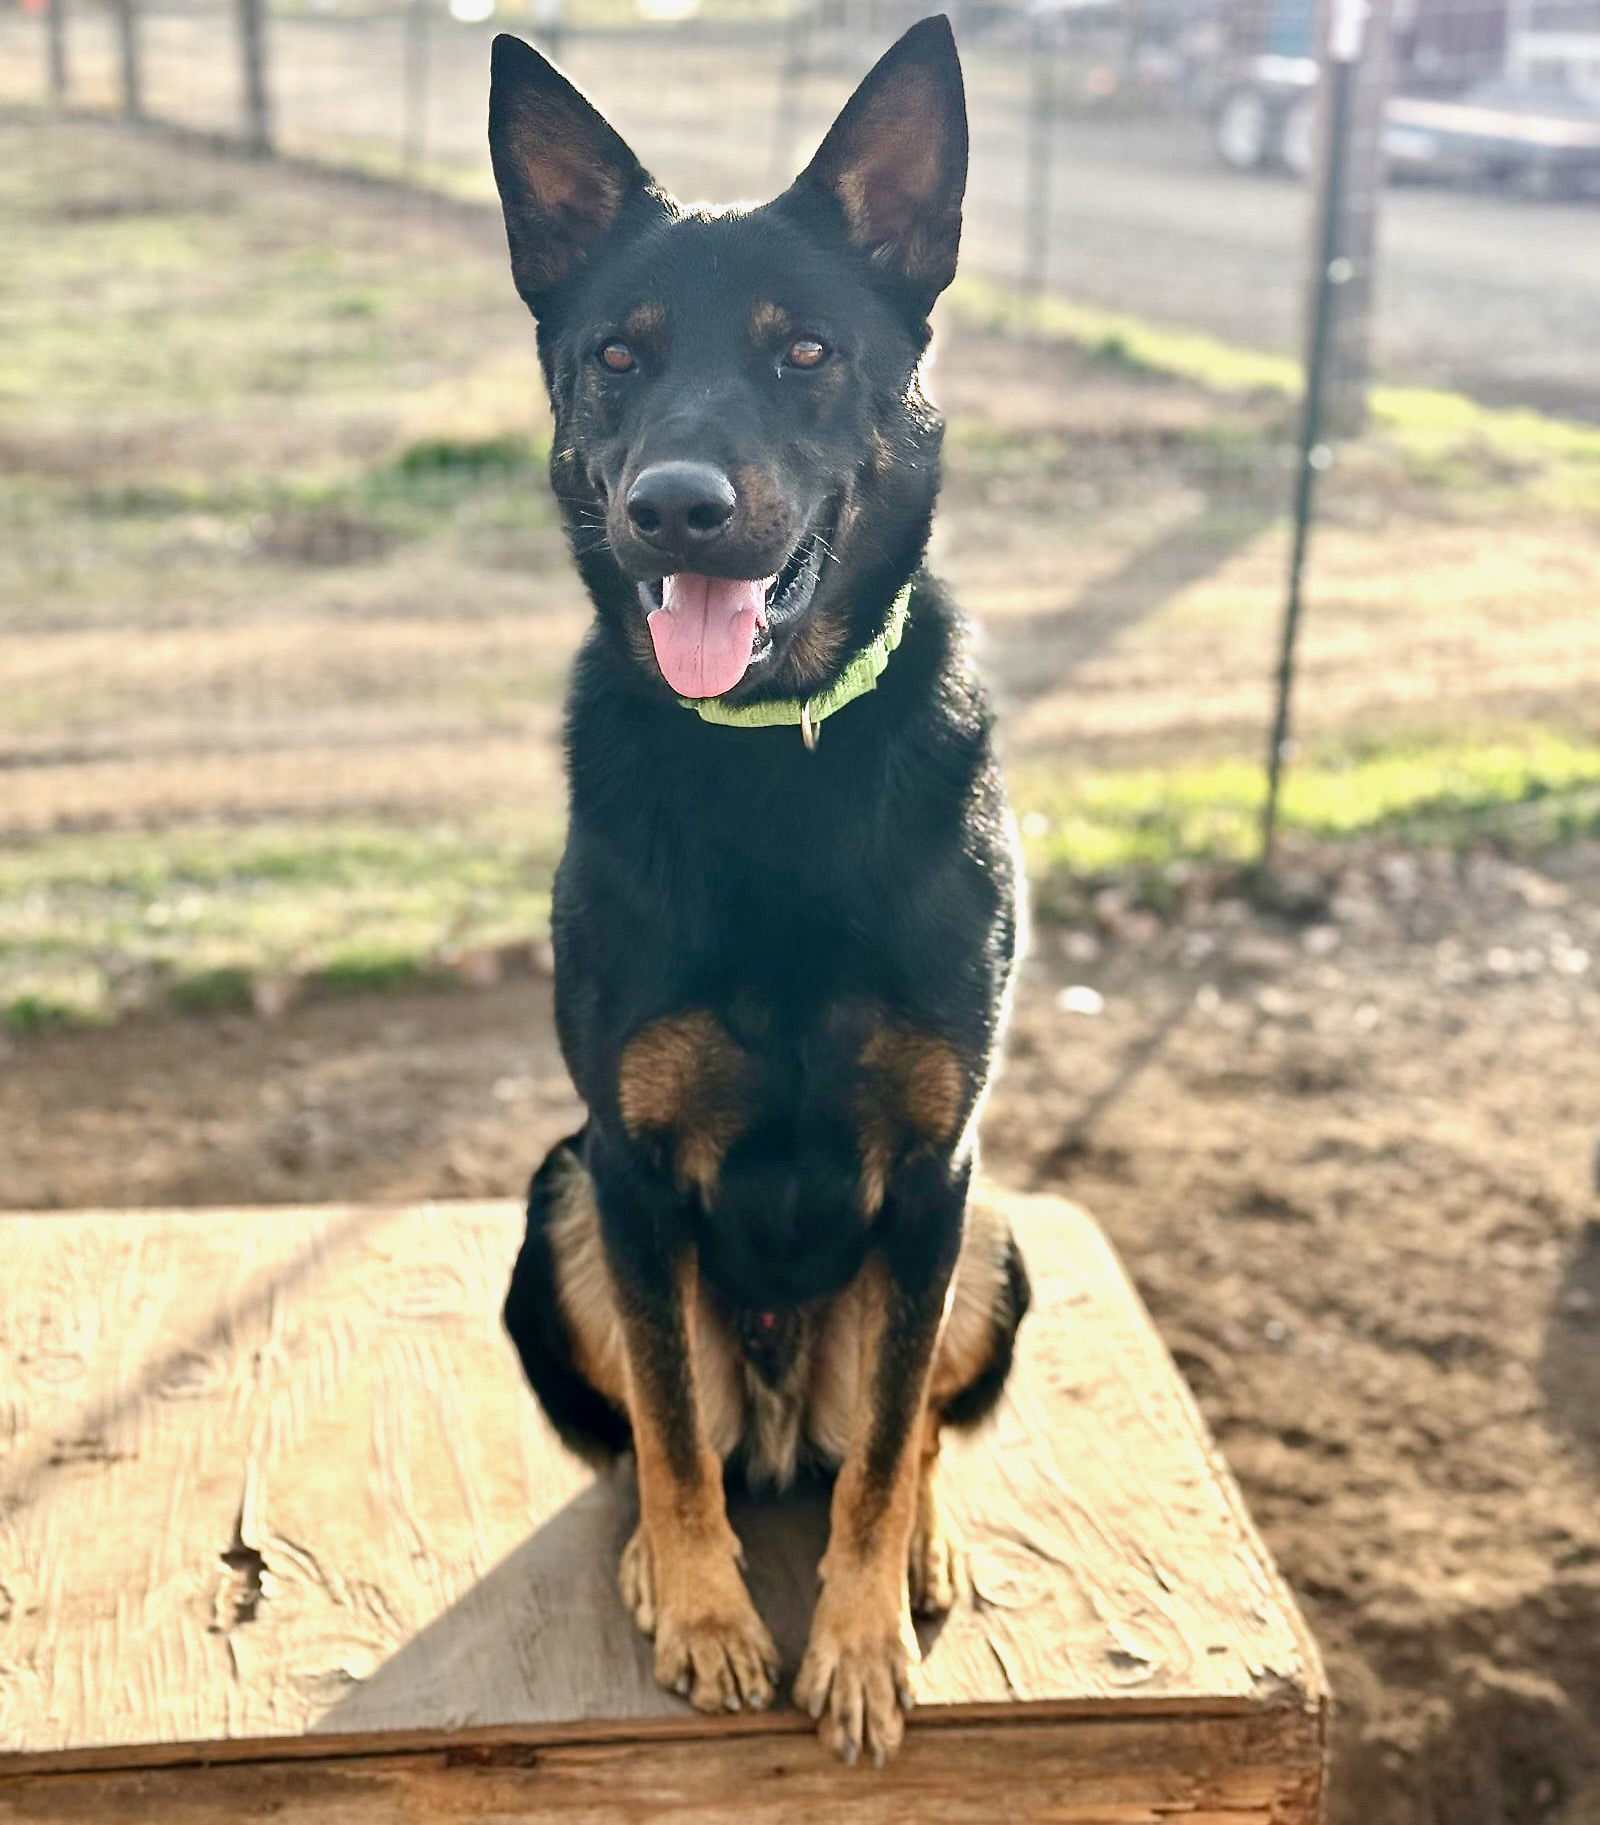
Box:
488;35;657;312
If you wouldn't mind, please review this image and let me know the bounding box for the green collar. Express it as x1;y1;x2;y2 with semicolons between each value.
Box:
677;581;912;749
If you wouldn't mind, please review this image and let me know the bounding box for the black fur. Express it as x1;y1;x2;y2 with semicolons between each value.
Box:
490;18;1025;1470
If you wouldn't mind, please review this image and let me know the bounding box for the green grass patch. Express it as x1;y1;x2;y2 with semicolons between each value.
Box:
952;276;1600;515
0;814;563;1029
1015;729;1600;912
9;735;1598;1030
951;276;1301;398
312;946;438;998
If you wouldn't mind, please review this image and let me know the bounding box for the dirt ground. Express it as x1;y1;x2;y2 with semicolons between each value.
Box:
7;839;1600;1825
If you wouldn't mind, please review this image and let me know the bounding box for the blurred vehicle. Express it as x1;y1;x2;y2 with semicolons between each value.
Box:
1214;61;1600;194
1212;52;1318;174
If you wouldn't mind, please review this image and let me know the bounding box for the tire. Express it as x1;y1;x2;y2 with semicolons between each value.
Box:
1215;85;1272;171
1278;92;1315;179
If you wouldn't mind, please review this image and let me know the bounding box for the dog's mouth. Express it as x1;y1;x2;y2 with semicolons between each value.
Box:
637;532;825;701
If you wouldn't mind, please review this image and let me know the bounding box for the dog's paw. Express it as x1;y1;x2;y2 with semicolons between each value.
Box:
907;1504;964;1617
794;1594;920;1767
620;1526;778;1714
655;1602;779;1715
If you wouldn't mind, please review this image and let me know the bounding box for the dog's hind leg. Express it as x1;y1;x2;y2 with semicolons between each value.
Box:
911;1196;1032;1615
504;1130;633;1463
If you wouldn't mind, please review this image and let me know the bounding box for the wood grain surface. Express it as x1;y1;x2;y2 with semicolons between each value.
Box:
0;1192;1327;1819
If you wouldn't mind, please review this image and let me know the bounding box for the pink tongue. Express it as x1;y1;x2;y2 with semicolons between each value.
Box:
647;573;768;699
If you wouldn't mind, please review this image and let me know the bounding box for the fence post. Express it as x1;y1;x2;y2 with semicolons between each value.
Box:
1306;0;1394;435
1259;0;1370;868
238;0;272;154
402;0;431;177
1023;15;1058;295
112;0;143;122
45;0;70;104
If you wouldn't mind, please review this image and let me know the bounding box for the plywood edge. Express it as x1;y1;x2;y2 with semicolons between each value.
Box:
0;1713;1327;1825
0;1688;1328;1781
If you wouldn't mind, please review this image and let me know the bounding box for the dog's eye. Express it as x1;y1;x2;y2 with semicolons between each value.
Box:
783;337;830;371
597;340;637;374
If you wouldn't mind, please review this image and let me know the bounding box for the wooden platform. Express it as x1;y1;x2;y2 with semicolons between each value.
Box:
0;1194;1327;1822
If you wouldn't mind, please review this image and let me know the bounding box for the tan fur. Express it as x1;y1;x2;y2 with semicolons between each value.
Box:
729;463;789;554
543;1146;1013;1504
546;1149;629;1405
794;1259;926;1763
547;1157;745;1462
803;1266;878;1466
856;1022;965;1216
503;113;627;293
830;69;944;253
625;300;667;345
782;607;850;691
928;1192;1013;1407
748;300;792;343
618;1010;758;1201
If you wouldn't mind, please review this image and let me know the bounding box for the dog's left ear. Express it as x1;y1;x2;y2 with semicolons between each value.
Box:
488;34;660;313
788;15;967;308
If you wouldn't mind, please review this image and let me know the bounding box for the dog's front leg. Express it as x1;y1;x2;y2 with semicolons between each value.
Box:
796;1155;965;1765
595;1156;778;1715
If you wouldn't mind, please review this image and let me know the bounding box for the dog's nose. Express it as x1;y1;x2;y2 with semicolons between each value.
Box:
625;462;736;552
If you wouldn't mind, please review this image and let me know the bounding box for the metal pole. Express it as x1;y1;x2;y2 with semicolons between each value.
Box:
402;0;430;178
1259;0;1367;867
45;0;69;104
1023;14;1058;295
239;0;272;155
113;0;143;121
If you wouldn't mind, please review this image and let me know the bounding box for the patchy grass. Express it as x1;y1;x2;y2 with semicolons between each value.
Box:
951;276;1302;397
6;120;1600;1028
0;815;562;1028
951;276;1600;517
1014;729;1600;909
9;732;1599;1030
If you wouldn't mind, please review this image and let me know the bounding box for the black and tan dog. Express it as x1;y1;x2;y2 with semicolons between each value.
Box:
489;15;1029;1766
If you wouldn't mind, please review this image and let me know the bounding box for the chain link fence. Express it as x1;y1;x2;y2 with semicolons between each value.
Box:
8;0;1599;404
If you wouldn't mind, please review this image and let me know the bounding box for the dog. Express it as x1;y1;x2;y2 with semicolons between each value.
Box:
489;15;1029;1767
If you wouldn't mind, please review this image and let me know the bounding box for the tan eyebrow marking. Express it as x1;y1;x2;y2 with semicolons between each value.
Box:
625;300;667;344
749;301;792;343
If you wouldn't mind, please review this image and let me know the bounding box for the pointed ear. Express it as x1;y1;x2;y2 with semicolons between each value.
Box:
791;15;967;307
488;34;658;311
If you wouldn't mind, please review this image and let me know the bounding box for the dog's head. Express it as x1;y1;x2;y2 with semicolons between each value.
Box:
488;17;966;703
